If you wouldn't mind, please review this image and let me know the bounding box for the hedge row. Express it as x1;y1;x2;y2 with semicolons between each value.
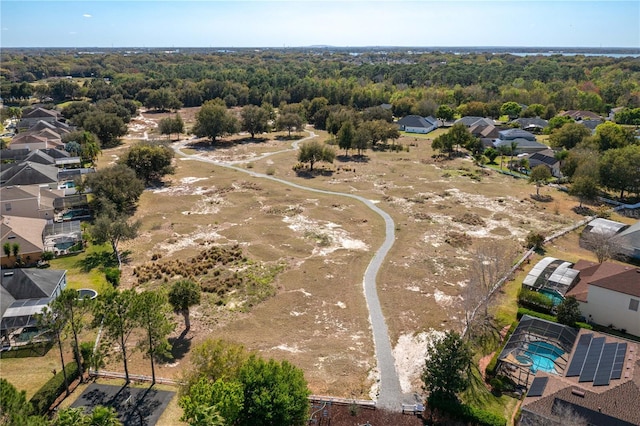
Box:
432;398;507;426
29;361;79;415
485;321;519;378
516;308;592;330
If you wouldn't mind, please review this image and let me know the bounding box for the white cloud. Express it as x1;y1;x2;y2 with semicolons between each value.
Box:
83;13;92;18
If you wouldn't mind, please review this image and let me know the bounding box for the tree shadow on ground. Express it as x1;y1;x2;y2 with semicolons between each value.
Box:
168;331;192;361
236;136;269;143
530;194;554;202
336;154;370;163
294;168;334;179
275;134;303;141
77;250;118;272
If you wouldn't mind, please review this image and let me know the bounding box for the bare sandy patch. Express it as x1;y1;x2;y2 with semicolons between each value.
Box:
393;330;445;393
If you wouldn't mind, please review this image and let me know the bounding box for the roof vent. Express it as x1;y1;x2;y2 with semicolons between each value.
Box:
571;388;585;397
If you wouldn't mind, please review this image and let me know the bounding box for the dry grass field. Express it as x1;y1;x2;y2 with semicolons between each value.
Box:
0;108;604;424
93;109;594;401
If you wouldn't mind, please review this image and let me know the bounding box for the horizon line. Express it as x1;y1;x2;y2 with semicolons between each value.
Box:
3;45;640;50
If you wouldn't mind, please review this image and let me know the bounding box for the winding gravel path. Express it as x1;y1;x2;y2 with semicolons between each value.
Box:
173;131;408;410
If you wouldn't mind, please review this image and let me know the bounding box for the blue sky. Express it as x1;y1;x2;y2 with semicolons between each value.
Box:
2;1;639;48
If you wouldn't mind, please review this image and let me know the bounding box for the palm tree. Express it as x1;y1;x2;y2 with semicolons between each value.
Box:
3;242;11;259
509;140;518;171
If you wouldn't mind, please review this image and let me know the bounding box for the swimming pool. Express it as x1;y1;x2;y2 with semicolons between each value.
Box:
539;288;564;306
524;341;563;374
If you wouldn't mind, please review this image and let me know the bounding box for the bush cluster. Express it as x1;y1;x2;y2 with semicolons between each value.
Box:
431;397;507;426
29;361;79;414
134;245;245;284
517;288;553;312
516;307;592;330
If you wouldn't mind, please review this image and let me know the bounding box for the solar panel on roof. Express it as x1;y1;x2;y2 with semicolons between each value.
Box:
579;337;605;382
593;343;617;386
566;334;593;377
527;376;549;397
611;343;627;380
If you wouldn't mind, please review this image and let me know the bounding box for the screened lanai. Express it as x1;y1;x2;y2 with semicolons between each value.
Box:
497;315;579;387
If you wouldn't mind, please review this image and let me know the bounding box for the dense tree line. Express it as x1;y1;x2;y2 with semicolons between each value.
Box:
2;50;639;116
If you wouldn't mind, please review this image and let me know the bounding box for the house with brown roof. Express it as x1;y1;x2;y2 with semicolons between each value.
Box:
0;215;46;267
559;110;603;121
8;132;64;151
17;107;60;129
566;260;640;337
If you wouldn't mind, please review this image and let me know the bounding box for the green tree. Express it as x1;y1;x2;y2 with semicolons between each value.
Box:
168;279;201;332
0;378;47;426
448;123;476;153
37;306;71;397
422;331;472;404
336;121;355;156
158;115;184;140
82;164;145;215
237;356;310;426
11;243;19;259
192;100;239;142
545;115;573;133
135;291;174;385
529;165;553;196
81;112;128;148
521;103;545;118
484;147;499;164
525;231;546;251
436;105;455;122
556;296;581;327
500;101;522;119
182;339;250;393
145;88;182;111
240;105;269;139
90;212;140;268
593;121;635;151
297;140;335;171
599;144;640;199
52;406;122;426
51;289;89;383
549;122;591;150
93;289;138;383
180;378;244;426
570;167;600;208
431;133;455;157
3;242;11;259
119;142;175;184
276;112;303;137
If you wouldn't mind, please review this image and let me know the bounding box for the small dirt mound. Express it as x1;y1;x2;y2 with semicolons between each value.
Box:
453;212;485;226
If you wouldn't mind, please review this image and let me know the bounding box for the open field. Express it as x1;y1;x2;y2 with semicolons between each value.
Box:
98;110;592;400
1;110;605;424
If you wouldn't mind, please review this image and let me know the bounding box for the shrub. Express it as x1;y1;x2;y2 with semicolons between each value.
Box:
430;398;506;426
104;267;121;287
517;288;554;312
516;308;592;330
29;361;79;414
525;231;545;250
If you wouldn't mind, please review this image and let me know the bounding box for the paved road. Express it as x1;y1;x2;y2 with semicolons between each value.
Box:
173;132;408;410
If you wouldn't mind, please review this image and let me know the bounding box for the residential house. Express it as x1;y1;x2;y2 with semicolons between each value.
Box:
518;325;640;425
1;268;67;344
566;260;640;337
528;149;562;178
28;119;72;137
455;116;494;128
493;128;549;154
396;115;439;134
17;107;61;130
580;218;640;261
559;110;602;121
0;185;63;220
614;221;640;260
0;215;47;267
510;117;549;133
7;133;63;151
0;161;59;187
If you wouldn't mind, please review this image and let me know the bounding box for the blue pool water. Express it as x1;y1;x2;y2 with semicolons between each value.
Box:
524;341;563;374
539;288;564;306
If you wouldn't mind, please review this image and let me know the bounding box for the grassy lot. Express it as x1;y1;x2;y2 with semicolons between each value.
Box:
49;243;113;292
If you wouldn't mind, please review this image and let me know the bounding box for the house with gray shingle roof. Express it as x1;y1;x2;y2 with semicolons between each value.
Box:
455;116;494;128
396;115;439;134
528;149;562;177
494;128;549;154
1;268;67;342
510;117;549;133
0;161;59;187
